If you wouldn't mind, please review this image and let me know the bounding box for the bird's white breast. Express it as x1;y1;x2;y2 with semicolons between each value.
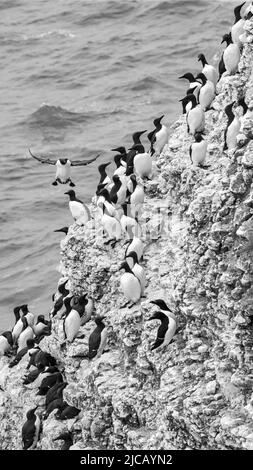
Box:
65;309;81;342
224;44;240;74
120;273;141;302
134;153;152;178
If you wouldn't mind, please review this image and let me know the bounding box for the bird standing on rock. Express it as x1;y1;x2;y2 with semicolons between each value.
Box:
180;94;205;135
197;54;218;88
151;115;169;155
221;33;240;75
65;190;91;226
147;310;177;351
119;261;141;308
189;133;208;167
129;144;153;179
231;2;246;46
224;102;240;151
88;316;108;359
195;73;215;111
22;407;41;450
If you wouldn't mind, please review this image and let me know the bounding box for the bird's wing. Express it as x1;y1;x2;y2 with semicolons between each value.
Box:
28;149;56;165
71;153;100;166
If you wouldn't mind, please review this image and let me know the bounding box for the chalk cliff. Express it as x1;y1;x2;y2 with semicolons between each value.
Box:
1;14;253;451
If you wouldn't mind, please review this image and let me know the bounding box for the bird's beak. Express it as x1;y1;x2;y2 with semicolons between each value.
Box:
140;130;147;135
178;75;184;79
221;38;225;44
64;191;69;195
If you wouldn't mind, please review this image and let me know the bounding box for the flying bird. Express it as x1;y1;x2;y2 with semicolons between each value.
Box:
28;149;100;186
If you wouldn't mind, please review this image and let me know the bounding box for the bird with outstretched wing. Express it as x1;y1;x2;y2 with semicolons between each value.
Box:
28;149;100;186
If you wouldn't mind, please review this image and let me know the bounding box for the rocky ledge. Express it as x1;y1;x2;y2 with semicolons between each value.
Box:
1;13;253;452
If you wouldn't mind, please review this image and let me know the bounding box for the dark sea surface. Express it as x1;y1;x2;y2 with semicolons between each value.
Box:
0;0;240;330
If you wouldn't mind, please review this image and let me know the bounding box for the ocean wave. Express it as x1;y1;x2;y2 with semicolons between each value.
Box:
22;30;76;41
24;104;93;129
76;3;134;26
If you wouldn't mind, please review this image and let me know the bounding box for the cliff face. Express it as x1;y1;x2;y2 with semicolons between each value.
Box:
1;16;253;451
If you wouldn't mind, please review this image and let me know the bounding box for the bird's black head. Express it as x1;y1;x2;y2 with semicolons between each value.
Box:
64;190;76;199
194;132;204;143
225;101;235;117
54;226;69;235
178;73;195;82
111;147;126;154
58;279;69;295
97;188;111;201
234;2;246;23
119;261;130;272
112;174;121;183
26;338;35;348
198;53;208;65
130;174;136;183
147;311;165;322
59;159;68;165
98;162;111;172
153;115;164;127
26;407;37;420
150;299;172;311
221;32;232;45
21;304;28;315
132;130;147;144
37;315;45;324
128;143;145;153
2;331;14;346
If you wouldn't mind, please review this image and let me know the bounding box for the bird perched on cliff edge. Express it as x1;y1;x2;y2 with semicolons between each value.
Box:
65;190;91;226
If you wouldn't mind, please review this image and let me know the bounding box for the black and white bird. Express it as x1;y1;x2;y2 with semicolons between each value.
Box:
231;2;246;46
125;229;144;262
178;73;202;100
65;190;91;225
180;94;205;135
88;316;108;359
22;407;41;450
150;115;169;155
121;203;141;238
29;149;100;186
101;203;122;247
33;315;51;337
147;310;177;351
195;73;215;111
128;175;145;217
0;331;13;356
97;162;111;187
109;175;127;206
197;54;218;88
189;133;208;167
224;102;240;151
126;130;147;165
221;33;240;75
55;402;81;420
125;251;146;294
17;317;34;353
119;262;141;307
129;144;153;179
